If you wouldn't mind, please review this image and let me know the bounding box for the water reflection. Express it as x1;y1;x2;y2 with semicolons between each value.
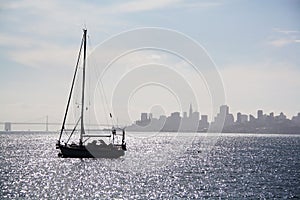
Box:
0;132;299;198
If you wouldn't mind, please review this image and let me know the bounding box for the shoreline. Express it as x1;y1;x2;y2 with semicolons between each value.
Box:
1;130;299;136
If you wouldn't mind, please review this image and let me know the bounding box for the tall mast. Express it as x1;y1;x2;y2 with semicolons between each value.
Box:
80;29;87;145
58;33;84;143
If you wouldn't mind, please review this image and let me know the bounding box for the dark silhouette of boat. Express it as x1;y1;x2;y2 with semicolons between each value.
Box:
56;29;126;158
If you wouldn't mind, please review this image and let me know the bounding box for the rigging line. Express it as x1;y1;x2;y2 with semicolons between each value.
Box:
99;79;112;123
80;29;87;143
88;36;111;128
87;35;92;132
99;79;115;127
83;137;90;143
102;85;110;127
72;63;81;123
96;79;110;127
66;117;81;144
63;129;70;140
89;36;99;130
59;33;84;142
88;33;110;128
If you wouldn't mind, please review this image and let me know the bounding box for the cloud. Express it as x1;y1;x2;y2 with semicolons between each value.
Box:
273;28;299;35
108;0;180;13
108;0;222;13
180;1;223;9
11;44;76;69
268;28;300;47
269;38;298;47
0;1;126;68
0;33;33;48
0;33;77;68
2;0;179;18
0;0;224;69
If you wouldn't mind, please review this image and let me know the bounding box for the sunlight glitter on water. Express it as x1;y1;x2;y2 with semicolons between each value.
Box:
0;132;299;199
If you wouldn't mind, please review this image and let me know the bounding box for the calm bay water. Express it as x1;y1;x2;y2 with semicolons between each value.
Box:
0;132;299;199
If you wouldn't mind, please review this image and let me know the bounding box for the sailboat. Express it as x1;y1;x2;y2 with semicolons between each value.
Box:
56;29;127;158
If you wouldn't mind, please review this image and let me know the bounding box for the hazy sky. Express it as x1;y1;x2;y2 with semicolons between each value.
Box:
0;0;300;127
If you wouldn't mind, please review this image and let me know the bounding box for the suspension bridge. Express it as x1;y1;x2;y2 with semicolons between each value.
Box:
0;116;111;132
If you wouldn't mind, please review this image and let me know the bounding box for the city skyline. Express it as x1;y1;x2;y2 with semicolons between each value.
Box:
131;104;300;124
127;104;300;133
1;1;300;125
1;2;300;198
2;104;300;132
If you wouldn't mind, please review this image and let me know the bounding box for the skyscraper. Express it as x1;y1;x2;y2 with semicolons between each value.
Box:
189;104;193;118
237;112;241;123
220;105;229;116
257;110;263;120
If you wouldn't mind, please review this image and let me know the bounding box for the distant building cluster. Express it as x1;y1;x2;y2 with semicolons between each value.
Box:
222;108;300;134
127;104;209;132
3;105;300;134
127;104;300;134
